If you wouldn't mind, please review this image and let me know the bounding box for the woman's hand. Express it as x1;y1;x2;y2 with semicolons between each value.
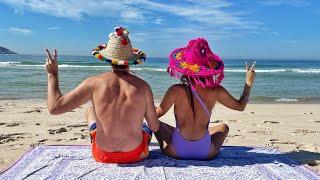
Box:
245;61;256;87
45;49;58;76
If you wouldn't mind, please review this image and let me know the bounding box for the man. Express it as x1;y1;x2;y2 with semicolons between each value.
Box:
45;27;160;163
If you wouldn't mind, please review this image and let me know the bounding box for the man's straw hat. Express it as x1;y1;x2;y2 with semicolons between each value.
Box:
92;27;146;65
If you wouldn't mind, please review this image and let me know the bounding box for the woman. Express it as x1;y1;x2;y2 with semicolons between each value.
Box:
155;38;256;160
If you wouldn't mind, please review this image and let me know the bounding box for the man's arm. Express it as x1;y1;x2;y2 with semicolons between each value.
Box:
144;84;160;132
45;49;93;115
218;62;256;111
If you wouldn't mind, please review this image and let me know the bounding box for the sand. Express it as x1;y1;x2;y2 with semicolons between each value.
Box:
0;100;319;173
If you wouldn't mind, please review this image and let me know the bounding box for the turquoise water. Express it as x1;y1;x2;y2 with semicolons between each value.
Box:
1;54;320;103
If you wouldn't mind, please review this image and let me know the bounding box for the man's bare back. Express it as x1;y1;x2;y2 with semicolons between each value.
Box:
92;72;154;151
45;49;159;153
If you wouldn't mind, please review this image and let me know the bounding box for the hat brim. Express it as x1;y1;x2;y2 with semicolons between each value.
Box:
168;48;224;87
92;44;146;65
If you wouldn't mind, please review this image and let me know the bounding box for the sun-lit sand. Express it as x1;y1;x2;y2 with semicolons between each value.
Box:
0;100;319;173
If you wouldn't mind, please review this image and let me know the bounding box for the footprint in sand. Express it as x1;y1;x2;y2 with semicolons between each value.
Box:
271;141;296;145
227;120;237;123
38;139;48;143
69;138;78;141
48;127;68;134
23;109;41;113
248;130;269;135
73;133;89;140
228;134;243;138
262;120;279;124
210;120;223;123
0;133;29;144
5;122;21;127
67;124;87;128
80;134;88;139
293;129;320;134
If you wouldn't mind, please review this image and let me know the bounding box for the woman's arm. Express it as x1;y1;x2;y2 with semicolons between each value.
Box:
156;85;178;118
218;62;256;111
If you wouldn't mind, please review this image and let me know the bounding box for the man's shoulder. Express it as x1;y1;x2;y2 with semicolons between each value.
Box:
126;73;148;86
91;72;113;80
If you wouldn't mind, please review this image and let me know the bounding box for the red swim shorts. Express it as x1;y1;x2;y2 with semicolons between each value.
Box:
90;130;150;164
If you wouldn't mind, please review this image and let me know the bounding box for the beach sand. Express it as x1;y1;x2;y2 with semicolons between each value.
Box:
0;100;319;173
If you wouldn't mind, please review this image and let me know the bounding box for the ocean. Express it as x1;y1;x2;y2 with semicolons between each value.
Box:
1;54;320;103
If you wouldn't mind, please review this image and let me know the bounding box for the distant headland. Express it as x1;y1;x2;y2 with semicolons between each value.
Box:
0;46;17;54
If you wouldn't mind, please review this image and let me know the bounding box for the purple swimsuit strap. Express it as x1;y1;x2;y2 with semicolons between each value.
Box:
190;85;211;120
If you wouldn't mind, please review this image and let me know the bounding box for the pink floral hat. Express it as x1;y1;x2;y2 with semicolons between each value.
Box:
167;38;224;88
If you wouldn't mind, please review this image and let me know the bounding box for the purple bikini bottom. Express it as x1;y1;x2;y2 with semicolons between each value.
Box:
171;128;212;160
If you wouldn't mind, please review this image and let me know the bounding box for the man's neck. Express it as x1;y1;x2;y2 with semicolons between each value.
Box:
112;68;130;75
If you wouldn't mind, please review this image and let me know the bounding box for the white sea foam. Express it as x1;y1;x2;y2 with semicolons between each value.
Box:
291;69;320;74
1;61;319;74
225;69;287;73
0;62;106;68
275;98;299;102
0;61;21;66
144;67;167;72
59;64;106;68
225;68;320;73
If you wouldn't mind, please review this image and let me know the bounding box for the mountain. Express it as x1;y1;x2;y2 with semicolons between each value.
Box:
0;46;17;54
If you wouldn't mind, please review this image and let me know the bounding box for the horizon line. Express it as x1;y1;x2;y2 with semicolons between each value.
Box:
2;53;320;60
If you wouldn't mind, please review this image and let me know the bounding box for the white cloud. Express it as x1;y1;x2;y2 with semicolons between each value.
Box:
154;18;163;25
9;27;32;36
2;0;261;39
2;0;140;20
120;8;144;22
48;27;60;30
261;0;310;7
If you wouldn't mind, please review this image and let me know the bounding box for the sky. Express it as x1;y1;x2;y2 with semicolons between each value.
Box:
0;0;320;59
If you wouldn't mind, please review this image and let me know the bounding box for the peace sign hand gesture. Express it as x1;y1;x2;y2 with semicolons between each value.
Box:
45;49;58;76
245;61;256;87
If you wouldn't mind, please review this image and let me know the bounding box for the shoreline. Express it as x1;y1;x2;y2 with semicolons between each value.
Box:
1;98;320;104
0;100;319;173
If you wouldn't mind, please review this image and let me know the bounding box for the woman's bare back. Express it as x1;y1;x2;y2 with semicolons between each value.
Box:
172;84;219;140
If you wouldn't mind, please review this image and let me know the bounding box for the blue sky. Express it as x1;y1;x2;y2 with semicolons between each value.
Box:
0;0;320;59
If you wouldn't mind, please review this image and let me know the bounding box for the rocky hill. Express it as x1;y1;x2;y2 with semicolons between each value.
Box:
0;46;17;54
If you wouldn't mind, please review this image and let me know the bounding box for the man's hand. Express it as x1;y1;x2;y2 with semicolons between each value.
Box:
245;61;256;87
45;49;58;76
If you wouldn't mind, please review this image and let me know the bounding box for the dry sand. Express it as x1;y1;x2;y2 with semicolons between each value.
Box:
0;100;319;173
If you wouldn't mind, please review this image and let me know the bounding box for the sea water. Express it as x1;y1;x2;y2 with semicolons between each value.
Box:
1;54;320;103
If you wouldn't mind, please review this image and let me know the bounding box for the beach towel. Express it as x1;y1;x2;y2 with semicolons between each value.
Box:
1;145;318;180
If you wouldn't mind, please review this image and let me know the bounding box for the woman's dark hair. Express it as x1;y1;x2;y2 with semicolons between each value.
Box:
181;76;195;119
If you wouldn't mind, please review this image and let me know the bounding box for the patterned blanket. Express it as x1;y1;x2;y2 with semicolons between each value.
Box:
1;145;318;180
